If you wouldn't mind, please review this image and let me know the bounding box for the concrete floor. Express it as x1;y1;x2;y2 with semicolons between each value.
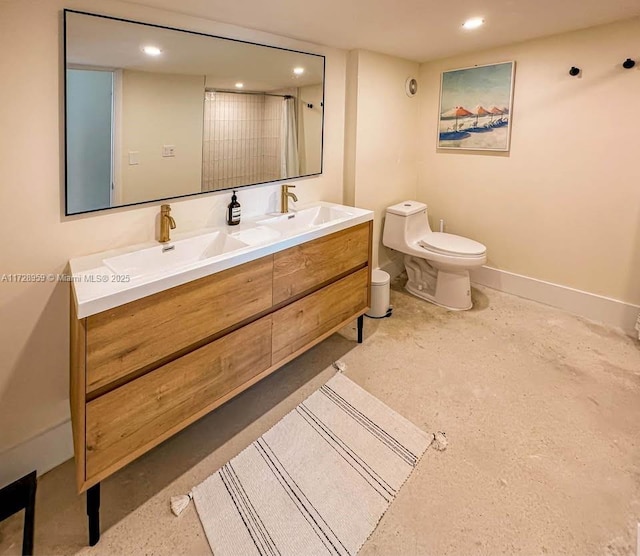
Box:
1;279;639;555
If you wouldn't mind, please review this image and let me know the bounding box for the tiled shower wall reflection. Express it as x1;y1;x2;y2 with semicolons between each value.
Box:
202;92;283;191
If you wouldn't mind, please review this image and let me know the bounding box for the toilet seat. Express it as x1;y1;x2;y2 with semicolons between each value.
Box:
418;232;486;257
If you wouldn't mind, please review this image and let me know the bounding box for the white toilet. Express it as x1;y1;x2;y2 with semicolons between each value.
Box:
383;200;487;310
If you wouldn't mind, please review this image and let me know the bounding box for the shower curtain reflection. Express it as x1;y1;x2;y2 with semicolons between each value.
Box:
202;91;299;192
281;96;299;179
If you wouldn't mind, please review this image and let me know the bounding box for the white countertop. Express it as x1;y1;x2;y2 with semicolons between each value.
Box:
69;202;373;318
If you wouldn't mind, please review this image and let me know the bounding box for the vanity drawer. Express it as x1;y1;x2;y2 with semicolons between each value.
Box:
272;267;369;364
273;223;370;304
85;316;272;480
85;256;273;394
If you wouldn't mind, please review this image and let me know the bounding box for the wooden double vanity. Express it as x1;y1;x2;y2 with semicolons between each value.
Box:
69;205;373;544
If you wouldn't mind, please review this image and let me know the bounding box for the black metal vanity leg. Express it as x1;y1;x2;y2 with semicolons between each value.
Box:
357;315;364;344
22;471;37;556
87;483;100;546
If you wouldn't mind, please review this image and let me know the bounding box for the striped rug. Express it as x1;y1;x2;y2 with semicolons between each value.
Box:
192;373;432;555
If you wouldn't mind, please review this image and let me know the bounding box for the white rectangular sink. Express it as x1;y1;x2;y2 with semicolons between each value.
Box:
257;205;354;234
70;201;373;318
103;231;248;279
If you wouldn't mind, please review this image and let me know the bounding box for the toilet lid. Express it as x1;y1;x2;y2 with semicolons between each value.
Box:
418;232;486;256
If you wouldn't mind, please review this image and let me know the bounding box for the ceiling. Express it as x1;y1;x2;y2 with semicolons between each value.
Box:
66;11;324;91
123;0;640;62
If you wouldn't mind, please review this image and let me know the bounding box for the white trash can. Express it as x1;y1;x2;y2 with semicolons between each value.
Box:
366;269;391;318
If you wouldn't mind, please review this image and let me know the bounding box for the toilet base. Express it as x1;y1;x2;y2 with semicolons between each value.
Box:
404;256;473;310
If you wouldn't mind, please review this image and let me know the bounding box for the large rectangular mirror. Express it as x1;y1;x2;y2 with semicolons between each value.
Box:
64;10;325;215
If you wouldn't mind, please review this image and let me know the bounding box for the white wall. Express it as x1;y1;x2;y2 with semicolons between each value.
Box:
298;84;323;175
344;50;420;271
121;70;204;204
418;18;640;306
0;0;346;483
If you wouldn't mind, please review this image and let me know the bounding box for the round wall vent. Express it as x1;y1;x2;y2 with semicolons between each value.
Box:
405;77;418;97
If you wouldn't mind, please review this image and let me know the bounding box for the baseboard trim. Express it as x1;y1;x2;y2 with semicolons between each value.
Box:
380;258;404;281
0;420;73;489
471;266;640;336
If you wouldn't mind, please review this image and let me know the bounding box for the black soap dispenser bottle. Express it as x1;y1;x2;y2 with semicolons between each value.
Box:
227;190;241;226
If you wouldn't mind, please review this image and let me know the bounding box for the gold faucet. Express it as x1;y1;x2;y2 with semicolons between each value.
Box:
280;184;298;213
159;204;176;243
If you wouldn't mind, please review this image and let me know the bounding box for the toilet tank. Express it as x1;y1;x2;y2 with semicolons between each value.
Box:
383;201;431;250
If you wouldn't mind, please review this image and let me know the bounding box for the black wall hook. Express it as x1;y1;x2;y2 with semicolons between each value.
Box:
569;66;580;76
622;58;636;69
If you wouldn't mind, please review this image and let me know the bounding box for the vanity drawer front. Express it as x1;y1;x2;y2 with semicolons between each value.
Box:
273;223;370;304
85;256;273;394
85;316;272;479
272;268;369;363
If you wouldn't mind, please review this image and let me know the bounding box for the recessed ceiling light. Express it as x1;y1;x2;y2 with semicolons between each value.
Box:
142;45;162;56
293;67;305;75
235;82;244;89
462;17;484;30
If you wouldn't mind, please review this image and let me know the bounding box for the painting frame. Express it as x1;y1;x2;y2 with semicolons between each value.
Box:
437;61;515;152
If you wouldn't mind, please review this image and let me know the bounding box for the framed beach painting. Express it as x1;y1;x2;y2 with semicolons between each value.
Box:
437;61;515;151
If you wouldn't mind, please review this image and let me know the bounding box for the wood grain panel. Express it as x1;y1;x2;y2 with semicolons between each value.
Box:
272;268;369;363
85;257;273;394
366;221;373;307
69;295;86;492
85;317;272;480
273;223;369;304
